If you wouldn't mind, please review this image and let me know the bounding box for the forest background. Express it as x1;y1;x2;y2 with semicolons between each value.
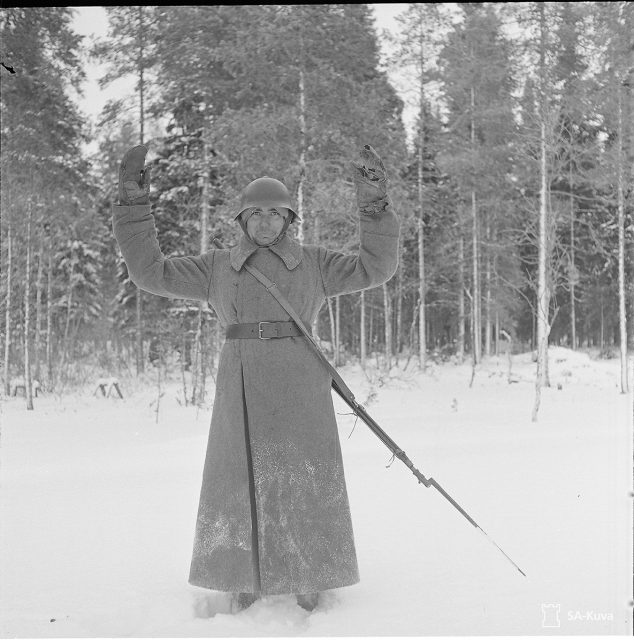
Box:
1;3;632;415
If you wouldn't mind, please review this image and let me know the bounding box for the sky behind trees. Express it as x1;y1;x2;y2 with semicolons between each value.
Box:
70;4;418;150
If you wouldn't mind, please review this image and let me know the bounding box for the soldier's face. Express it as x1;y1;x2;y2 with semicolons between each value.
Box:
244;207;289;245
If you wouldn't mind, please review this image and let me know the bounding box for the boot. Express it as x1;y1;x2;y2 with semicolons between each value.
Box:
296;592;319;612
231;592;259;613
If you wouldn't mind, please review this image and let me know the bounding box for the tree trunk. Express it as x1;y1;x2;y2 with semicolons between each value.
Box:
600;296;604;349
135;290;144;374
135;5;146;376
312;215;321;339
466;288;477;388
193;123;211;404
335;295;341;366
417;218;426;370
3;217;12;396
68;315;81;364
471;190;480;363
154;338;163;424
623;42;634;356
396;240;403;362
484;222;492;357
24;200;34;410
360;290;366;370
200;127;210;252
179;330;189;405
458;233;465;362
501;328;513;384
470;76;481;364
616;66;629;393
138;6;145;146
59;245;75;382
296;28;306;243
492;234;498;355
417;40;427;371
383;282;392;372
192;313;206;404
532;2;551;422
46;242;53;387
326;296;336;365
190;329;199;405
34;234;44;381
569;164;576;349
296;68;306;243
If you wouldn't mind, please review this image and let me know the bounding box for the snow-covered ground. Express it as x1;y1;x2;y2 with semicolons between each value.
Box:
1;347;632;637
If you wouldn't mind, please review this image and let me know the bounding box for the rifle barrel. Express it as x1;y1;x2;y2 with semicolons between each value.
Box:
331;379;527;578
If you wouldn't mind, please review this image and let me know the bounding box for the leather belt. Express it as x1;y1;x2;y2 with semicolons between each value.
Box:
225;320;310;340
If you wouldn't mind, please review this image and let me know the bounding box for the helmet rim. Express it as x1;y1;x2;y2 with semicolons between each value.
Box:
234;176;300;221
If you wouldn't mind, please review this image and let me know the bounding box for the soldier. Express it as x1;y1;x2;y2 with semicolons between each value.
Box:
112;144;399;612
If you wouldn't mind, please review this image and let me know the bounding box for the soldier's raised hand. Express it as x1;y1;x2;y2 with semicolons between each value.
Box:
350;144;388;215
118;145;151;205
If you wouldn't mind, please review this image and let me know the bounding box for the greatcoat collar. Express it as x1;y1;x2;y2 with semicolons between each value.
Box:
230;232;303;272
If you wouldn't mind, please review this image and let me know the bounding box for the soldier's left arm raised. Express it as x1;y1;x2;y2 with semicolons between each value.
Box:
318;145;400;297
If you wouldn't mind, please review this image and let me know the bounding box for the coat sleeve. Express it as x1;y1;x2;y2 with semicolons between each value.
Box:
318;203;400;297
112;204;214;302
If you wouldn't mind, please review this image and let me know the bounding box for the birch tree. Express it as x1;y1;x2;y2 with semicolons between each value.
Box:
614;3;632;393
393;4;444;370
23;198;34;409
609;2;632;393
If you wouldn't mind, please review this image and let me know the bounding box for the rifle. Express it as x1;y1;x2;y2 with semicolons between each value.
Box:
212;237;526;577
332;382;526;577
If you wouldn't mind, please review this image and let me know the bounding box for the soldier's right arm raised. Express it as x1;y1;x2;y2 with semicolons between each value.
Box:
113;146;212;302
112;204;213;302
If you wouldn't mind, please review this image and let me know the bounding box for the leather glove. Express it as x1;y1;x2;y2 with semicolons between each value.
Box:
118;144;151;205
350;144;388;215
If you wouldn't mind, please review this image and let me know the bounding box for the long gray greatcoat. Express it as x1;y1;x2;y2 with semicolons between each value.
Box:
112;202;400;596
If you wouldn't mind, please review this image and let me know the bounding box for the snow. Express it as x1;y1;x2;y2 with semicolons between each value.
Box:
1;348;632;637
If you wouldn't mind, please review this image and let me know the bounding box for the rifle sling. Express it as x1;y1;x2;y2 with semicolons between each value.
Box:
241;260;359;404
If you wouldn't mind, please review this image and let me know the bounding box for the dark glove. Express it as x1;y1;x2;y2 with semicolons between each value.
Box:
350;144;388;215
118;145;151;205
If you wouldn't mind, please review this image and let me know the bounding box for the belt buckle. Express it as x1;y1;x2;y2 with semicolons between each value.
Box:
258;321;274;340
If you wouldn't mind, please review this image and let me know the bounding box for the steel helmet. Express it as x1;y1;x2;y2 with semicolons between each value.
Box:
235;176;299;222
